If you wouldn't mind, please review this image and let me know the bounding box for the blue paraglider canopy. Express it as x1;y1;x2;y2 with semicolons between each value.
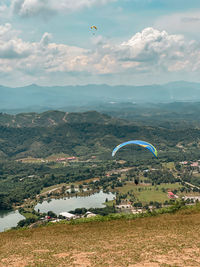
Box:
112;140;157;158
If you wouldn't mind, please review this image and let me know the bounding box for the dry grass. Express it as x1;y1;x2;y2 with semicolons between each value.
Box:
1;208;200;266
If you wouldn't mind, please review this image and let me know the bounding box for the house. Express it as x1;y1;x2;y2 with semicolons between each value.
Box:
67;157;76;161
168;191;178;199
51;219;61;223
184;196;200;202
56;158;66;162
180;161;188;165
190;162;199;167
132;209;143;214
59;212;76;220
168;191;175;198
85;211;96;218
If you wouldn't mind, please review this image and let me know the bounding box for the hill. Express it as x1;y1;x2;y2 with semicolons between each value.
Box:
1;81;200;113
0;110;116;128
1;206;200;266
1;110;200;160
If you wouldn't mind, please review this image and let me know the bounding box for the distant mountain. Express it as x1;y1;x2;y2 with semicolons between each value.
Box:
1;81;200;113
0;110;125;128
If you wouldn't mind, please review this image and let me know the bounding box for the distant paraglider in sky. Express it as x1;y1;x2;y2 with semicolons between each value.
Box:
112;140;158;158
90;25;97;35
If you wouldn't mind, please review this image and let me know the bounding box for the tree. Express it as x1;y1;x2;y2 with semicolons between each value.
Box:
134;178;139;185
47;211;57;218
78;184;83;192
61;185;66;194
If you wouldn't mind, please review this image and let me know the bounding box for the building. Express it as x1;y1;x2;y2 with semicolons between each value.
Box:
168;191;175;199
168;191;178;199
56;158;66;162
190;162;199;167
184;196;200;202
67;157;76;161
56;157;76;162
132;209;143;214
85;211;96;218
180;161;188;165
59;212;76;220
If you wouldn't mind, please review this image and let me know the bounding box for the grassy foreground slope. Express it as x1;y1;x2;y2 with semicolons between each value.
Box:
1;207;200;267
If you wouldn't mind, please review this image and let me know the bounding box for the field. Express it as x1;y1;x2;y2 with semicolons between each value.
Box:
1;206;200;266
117;182;181;204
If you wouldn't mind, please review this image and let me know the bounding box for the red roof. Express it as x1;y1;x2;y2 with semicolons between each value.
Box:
67;157;76;160
191;162;198;167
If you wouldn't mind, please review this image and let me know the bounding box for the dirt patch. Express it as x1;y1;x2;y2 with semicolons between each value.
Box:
129;264;160;267
72;252;94;267
33;249;50;253
53;252;70;258
1;256;33;267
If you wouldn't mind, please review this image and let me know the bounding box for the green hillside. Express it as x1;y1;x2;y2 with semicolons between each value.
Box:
1;110;200;210
1;110;200;160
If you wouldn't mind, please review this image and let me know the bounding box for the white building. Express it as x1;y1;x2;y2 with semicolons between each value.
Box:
85;211;96;218
59;212;76;219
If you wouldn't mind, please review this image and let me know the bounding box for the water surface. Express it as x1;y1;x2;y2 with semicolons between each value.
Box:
35;191;115;215
0;210;25;232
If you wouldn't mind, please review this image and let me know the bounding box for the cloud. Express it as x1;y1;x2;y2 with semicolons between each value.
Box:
117;28;186;69
0;24;200;86
88;27;200;75
182;17;200;23
154;11;200;35
0;24;31;59
10;0;116;17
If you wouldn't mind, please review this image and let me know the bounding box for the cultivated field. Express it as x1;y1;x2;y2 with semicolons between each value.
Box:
0;206;200;266
117;182;181;203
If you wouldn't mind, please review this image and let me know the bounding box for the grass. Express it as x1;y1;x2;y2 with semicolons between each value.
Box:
104;200;115;207
40;183;67;194
20;212;38;220
17;157;44;163
162;162;175;170
1;204;200;266
117;182;181;204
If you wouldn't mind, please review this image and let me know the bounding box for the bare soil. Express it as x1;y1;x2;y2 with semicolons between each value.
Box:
1;208;200;266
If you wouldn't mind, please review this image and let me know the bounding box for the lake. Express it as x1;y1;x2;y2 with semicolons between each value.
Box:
0;210;25;232
35;191;115;215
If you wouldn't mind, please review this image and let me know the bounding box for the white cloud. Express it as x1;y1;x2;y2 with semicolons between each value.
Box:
154;10;200;36
116;27;187;72
10;0;116;17
0;24;200;86
0;1;11;18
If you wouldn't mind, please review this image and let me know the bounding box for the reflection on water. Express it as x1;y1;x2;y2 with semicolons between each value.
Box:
0;210;25;232
35;190;115;215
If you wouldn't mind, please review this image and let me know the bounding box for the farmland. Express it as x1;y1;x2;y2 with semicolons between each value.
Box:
117;182;181;204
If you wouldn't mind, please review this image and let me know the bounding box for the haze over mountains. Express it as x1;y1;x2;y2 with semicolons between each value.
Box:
1;81;200;113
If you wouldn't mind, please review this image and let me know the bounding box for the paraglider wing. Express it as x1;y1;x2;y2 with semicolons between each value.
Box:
90;26;97;30
112;140;157;158
90;25;97;34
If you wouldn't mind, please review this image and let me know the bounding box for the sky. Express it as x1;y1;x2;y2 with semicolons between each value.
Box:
0;0;200;87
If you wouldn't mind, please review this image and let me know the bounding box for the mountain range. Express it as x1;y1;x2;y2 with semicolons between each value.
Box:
1;81;200;113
